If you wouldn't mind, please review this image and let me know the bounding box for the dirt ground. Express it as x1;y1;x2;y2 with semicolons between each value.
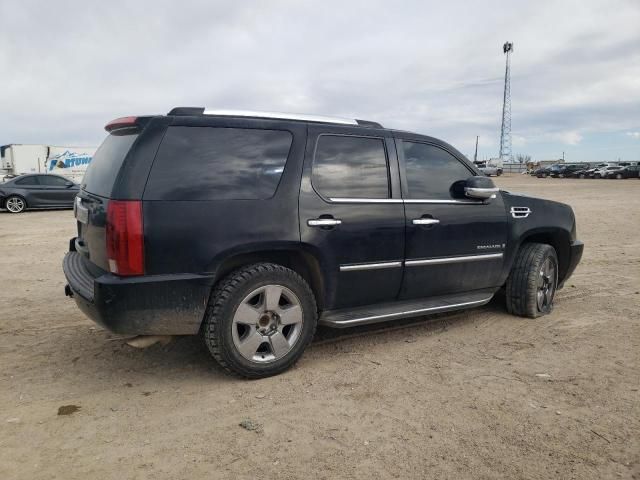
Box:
0;175;638;480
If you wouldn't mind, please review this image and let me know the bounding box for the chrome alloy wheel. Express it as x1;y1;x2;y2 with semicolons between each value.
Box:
6;197;25;213
231;284;304;363
537;257;557;312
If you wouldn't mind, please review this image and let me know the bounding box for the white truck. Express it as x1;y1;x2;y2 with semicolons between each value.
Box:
1;144;97;183
473;158;503;176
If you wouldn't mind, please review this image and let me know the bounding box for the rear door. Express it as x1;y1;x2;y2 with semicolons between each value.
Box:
37;175;75;205
397;138;508;299
299;125;405;310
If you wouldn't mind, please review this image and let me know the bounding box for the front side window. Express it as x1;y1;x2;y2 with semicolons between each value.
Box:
312;135;389;199
402;142;473;199
145;127;293;201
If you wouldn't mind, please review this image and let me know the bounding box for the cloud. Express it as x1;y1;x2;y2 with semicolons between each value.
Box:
627;132;640;139
550;131;583;146
0;0;639;162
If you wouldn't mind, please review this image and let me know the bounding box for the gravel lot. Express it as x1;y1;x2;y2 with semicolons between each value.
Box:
0;175;638;480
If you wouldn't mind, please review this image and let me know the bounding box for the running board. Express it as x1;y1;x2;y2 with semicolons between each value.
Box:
319;291;494;328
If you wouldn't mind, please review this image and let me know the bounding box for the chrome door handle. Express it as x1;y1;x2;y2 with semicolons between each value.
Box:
412;218;440;225
308;218;342;227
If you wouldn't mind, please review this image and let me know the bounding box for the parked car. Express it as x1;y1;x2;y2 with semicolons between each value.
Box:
535;165;560;178
567;168;591;179
605;164;640;179
592;166;623;179
62;108;584;378
550;164;587;178
0;173;80;213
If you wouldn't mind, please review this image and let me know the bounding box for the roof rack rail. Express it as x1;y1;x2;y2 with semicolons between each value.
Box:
167;107;382;128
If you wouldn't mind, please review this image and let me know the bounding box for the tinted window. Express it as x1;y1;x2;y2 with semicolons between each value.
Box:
145;127;292;201
313;135;389;199
39;175;69;186
82;131;138;197
15;176;39;185
402;142;472;199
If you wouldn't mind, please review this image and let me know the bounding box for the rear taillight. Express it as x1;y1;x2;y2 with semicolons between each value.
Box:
106;200;144;276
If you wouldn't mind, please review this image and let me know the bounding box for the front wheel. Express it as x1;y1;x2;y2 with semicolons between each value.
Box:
5;195;26;213
202;263;318;378
506;243;558;318
615;173;623;179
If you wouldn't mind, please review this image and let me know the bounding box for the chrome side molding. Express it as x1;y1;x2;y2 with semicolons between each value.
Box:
329;197;484;205
404;252;503;266
340;253;503;271
339;261;403;272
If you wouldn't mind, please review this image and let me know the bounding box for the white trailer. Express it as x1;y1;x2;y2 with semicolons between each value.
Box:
45;146;97;183
1;144;97;183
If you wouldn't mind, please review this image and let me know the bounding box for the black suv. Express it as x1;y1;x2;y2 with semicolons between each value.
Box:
63;108;584;378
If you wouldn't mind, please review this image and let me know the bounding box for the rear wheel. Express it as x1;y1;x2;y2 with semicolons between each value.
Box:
202;263;318;378
506;243;558;318
615;173;623;179
5;195;26;213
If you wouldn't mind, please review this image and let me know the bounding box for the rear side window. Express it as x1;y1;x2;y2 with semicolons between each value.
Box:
15;176;39;185
402;142;473;199
83;131;138;197
312;135;389;199
145;127;292;200
39;175;69;186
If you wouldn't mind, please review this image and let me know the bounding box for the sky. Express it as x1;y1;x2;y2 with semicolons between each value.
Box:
1;0;639;162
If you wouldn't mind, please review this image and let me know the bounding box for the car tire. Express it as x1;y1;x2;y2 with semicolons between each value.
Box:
505;243;559;319
595;174;601;179
579;174;585;179
541;173;547;178
615;173;623;179
202;262;318;378
5;195;27;213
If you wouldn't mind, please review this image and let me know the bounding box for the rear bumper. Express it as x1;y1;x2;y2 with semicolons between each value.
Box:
559;240;584;288
63;248;214;335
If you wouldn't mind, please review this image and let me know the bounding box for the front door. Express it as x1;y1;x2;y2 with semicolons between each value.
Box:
397;138;508;300
299;125;405;310
37;175;74;205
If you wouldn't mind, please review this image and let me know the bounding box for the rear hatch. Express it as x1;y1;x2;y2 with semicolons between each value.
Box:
75;125;140;273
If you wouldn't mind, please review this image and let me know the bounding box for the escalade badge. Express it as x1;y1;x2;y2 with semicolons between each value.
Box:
477;244;505;250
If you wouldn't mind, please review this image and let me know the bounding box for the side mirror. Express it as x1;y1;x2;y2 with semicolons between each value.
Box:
65;181;74;188
464;176;499;201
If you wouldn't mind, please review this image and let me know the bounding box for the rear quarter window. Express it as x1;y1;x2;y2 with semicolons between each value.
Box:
144;126;293;201
82;131;138;197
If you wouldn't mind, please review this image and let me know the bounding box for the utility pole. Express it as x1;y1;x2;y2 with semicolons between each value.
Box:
474;136;479;163
499;42;514;162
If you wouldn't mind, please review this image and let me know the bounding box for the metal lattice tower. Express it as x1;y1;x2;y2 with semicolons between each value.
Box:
499;42;514;161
